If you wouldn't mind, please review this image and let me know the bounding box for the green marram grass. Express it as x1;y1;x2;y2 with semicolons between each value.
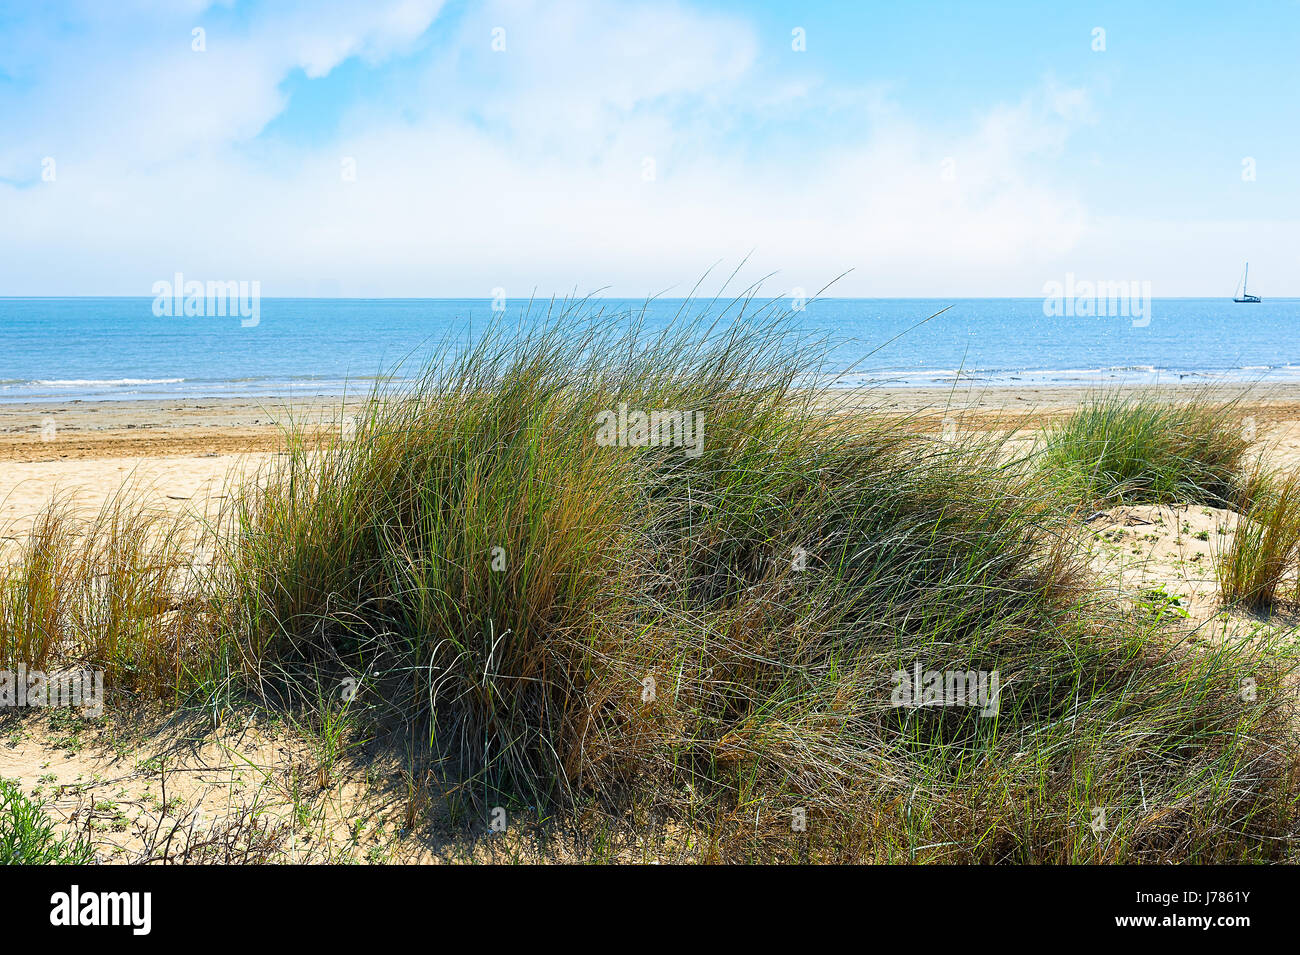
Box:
214;301;1299;862
1038;392;1252;507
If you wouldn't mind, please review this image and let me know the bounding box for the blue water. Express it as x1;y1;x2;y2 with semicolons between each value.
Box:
2;297;1299;402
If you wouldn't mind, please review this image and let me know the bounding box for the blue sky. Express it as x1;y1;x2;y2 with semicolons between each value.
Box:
1;0;1296;296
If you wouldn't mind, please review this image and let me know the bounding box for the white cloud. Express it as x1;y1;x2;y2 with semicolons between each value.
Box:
0;1;444;171
12;0;1265;296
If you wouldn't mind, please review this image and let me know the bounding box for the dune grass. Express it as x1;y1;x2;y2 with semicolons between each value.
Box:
2;300;1298;862
1038;392;1252;507
210;303;1298;862
0;493;221;698
1217;467;1300;610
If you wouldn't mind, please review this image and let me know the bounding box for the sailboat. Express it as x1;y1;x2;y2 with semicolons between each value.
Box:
1233;262;1262;303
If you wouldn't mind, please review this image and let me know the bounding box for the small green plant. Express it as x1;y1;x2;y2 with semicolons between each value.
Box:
0;778;96;864
1135;585;1190;621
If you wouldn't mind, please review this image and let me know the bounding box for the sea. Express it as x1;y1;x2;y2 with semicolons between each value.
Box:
2;296;1298;403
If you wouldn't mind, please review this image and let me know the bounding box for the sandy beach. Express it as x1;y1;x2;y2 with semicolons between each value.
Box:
0;396;351;536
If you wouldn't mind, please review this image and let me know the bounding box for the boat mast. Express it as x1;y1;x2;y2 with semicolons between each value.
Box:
1244;262;1249;295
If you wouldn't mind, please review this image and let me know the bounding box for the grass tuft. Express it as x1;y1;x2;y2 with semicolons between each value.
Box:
0;489;223;699
212;304;1298;861
1217;466;1300;610
1038;392;1251;507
